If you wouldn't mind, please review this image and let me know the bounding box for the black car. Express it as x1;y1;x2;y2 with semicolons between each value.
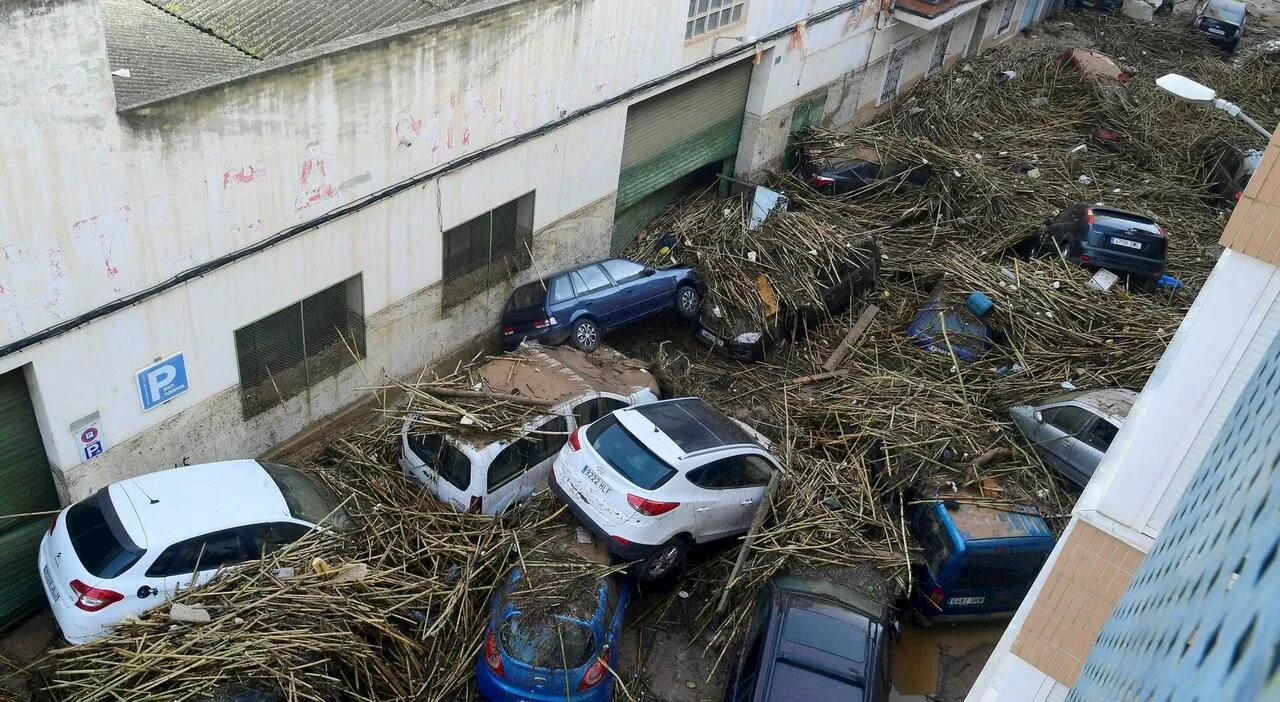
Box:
1192;0;1247;52
798;148;931;196
723;576;895;702
1034;203;1167;291
1197;138;1264;205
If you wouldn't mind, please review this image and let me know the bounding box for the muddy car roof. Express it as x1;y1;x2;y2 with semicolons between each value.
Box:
477;344;657;406
1046;388;1138;423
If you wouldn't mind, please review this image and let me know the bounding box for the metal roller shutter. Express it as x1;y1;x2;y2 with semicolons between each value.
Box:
613;60;753;242
0;368;60;629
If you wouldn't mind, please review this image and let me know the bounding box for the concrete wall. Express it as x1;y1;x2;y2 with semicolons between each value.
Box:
1;0;1042;502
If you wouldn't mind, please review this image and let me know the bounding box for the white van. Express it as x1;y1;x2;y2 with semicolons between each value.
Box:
398;344;660;515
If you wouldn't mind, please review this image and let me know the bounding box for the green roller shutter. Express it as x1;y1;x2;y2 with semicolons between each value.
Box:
613;60;753;251
0;367;60;630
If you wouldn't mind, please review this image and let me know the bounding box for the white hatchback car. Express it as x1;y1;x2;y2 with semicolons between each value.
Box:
38;460;348;644
550;397;779;580
398;344;660;515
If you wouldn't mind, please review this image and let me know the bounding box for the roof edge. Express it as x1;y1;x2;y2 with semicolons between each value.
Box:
115;0;531;113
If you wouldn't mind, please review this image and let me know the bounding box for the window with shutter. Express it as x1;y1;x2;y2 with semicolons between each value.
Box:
234;275;366;418
442;192;535;310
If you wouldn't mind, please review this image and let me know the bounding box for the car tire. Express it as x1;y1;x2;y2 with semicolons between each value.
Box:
634;537;687;581
569;318;601;352
1142;275;1159;293
675;284;700;321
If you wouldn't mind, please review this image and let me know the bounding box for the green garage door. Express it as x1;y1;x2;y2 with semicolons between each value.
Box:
613;60;754;252
0;367;60;630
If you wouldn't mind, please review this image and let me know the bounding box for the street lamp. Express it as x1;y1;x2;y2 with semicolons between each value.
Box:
711;35;756;56
1156;73;1273;140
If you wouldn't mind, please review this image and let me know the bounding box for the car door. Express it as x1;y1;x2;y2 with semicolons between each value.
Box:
519;414;570;498
144;528;250;600
1032;404;1097;485
243;521;312;560
600;259;667;322
1070;416;1119;484
687;454;774;541
571;394;630;429
569;264;622;329
543;274;577;328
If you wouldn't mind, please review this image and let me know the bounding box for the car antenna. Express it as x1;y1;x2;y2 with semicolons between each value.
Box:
134;483;160;505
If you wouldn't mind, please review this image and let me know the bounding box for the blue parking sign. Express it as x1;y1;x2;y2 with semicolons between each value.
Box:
136;353;189;411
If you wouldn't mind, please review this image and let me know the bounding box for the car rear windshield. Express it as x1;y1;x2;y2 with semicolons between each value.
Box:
261;463;352;529
587;415;676;490
66;489;145;579
407;433;472;491
506;281;548;311
500;616;596;668
916;507;956;576
1092;213;1160;237
955;551;1048;589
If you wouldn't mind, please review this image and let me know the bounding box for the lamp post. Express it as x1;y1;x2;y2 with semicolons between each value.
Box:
1156;73;1273;140
711;35;756;56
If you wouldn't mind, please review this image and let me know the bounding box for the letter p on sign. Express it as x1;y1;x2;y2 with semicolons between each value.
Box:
136;353;190;412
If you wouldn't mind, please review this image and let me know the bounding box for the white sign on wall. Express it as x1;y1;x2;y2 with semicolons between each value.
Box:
70;412;106;461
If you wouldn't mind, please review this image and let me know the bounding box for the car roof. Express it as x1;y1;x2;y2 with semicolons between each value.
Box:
1045;388;1137;423
1083;204;1157;225
627;398;761;456
760;587;881;701
108;460;290;549
938;500;1053;542
1204;0;1246;21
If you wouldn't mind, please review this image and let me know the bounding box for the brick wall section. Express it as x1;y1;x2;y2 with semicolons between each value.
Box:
1010;521;1144;687
1220;129;1280;262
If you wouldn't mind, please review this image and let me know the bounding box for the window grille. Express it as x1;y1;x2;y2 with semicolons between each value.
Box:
442;193;534;310
686;0;747;38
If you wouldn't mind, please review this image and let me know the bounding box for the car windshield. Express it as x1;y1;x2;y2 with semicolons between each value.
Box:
586;415;676;490
66;489;145;578
500;615;596;668
260;463;352;529
406;433;472;491
506;281;548;311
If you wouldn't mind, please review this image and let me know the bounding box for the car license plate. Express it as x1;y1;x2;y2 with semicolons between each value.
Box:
698;328;725;347
43;565;59;602
948;596;985;606
1110;237;1142;250
1208;27;1225;34
581;465;611;493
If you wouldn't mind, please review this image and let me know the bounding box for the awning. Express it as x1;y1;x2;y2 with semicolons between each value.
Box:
892;0;986;29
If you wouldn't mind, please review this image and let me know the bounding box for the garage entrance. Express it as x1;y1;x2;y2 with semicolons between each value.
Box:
0;367;60;630
612;60;754;253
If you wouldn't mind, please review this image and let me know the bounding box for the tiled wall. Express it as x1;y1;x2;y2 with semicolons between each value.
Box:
1009;521;1144;686
1220;129;1280;263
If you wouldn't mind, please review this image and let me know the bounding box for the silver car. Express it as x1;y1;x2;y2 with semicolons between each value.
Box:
1009;389;1137;487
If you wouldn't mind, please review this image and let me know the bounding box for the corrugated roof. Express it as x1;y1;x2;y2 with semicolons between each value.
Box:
102;0;499;109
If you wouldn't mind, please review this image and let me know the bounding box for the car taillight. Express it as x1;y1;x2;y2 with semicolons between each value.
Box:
928;585;946;608
70;579;124;612
810;175;836;187
502;325;515;336
468;496;483;514
532;317;557;329
627;494;680;516
578;653;608;691
1085;209;1095;225
484;628;504;677
569;427;583;451
49;511;59;533
1157;226;1168;238
611;534;632;546
1233;191;1243;203
1080;254;1091;264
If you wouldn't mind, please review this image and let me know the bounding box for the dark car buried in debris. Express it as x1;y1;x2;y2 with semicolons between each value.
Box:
723;575;896;702
502;258;701;352
1197;138;1264;205
1192;0;1247;52
797;146;932;196
477;568;628;701
1033;203;1167;291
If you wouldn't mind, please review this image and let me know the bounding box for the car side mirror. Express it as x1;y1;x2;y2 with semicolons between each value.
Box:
1033;410;1045;423
641;267;657;278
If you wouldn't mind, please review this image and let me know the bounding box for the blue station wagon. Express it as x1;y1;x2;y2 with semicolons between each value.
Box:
908;498;1055;623
502;258;701;352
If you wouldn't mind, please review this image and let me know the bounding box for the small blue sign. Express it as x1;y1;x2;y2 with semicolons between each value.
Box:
136;353;189;412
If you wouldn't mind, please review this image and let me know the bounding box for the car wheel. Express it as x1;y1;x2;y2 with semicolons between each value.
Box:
675;285;700;320
1142;275;1159;293
569;318;600;352
635;538;686;581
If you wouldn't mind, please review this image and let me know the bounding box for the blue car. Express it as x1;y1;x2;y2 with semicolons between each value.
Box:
476;569;629;701
502;258;700;352
908;498;1055;623
906;292;993;363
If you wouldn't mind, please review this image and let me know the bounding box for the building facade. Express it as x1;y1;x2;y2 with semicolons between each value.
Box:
0;0;1047;626
968;126;1280;701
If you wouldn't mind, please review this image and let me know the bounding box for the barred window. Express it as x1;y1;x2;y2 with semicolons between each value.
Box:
997;0;1017;34
442;192;535;310
686;0;746;39
234;275;366;419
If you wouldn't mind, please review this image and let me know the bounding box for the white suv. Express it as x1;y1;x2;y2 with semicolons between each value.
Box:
550;397;779;580
38;460;348;644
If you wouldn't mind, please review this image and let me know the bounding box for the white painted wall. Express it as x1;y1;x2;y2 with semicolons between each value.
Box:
7;0;967;499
